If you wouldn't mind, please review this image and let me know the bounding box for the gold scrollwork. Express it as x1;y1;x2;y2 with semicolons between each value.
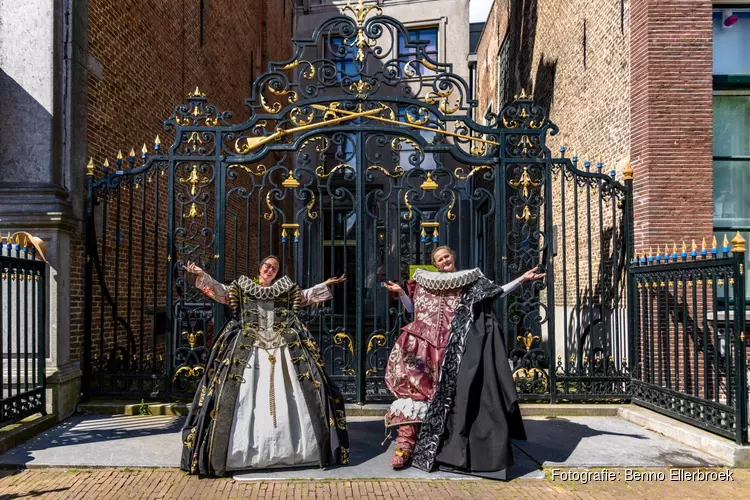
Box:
349;80;373;96
290;107;314;126
333;332;355;355
402;190;414;220
503;117;519;129
260;90;282;114
471;141;487;157
341;0;382;27
367;165;404;178
367;334;387;353
425;88;458;114
422;59;439;72
316;163;354;179
391;136;422;154
516;206;536;223
173;365;205;382
283;59;316;80
453;165;491;181
228;164;267;176
264;191;277;221
300;135;330;153
179;164;208;196
517;331;540;351
519;135;534;153
512;367;549;391
508;166;541;198
404;107;430;126
446;191;456;221
306;191;318;220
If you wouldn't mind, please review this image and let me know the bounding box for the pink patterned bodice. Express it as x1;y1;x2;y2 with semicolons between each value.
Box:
399;283;461;349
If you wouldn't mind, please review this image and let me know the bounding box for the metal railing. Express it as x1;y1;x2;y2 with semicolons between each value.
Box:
0;234;46;426
628;235;747;443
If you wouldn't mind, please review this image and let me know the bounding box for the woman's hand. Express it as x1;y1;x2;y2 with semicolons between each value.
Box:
384;280;405;296
183;261;204;276
520;266;546;283
325;274;347;286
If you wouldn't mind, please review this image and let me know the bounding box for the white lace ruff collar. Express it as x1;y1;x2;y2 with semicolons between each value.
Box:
236;275;295;299
412;268;483;290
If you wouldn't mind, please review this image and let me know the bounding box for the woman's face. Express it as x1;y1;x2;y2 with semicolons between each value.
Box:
259;258;280;284
433;249;455;272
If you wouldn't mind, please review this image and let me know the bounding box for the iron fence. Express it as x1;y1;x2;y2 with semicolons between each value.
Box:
0;235;46;426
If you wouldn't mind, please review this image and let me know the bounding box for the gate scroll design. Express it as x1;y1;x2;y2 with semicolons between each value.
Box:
82;0;632;405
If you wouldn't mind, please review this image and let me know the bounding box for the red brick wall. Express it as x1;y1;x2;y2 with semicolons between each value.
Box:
629;0;714;252
70;0;295;367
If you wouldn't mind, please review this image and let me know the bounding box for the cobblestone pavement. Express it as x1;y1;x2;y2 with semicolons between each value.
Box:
0;468;748;499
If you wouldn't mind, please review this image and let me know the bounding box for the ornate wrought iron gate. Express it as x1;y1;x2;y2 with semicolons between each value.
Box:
82;2;632;405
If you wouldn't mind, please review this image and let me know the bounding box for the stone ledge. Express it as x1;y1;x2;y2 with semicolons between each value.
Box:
617;406;750;467
76;401;627;418
0;413;57;454
77;401;393;417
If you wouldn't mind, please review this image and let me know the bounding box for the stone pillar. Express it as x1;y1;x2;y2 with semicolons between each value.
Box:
0;0;89;421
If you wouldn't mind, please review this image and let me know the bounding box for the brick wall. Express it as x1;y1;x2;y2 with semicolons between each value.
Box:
70;0;295;368
629;0;714;251
477;0;713;324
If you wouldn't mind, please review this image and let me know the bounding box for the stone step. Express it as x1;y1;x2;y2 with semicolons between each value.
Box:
77;400;626;417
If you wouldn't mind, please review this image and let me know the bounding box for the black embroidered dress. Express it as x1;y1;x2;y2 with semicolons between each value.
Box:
180;275;349;476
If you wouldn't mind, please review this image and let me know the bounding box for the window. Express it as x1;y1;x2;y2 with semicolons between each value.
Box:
712;9;750;297
397;27;439;76
328;36;357;76
713;10;750;76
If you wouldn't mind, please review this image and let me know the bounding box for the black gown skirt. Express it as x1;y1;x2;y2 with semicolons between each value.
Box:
411;277;526;479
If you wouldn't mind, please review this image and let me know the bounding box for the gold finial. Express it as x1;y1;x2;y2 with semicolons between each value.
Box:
129;148;136;158
155;135;161;146
103;158;110;169
117;150;124;160
86;157;95;176
732;231;746;253
189;86;206;98
649;247;653;258
282;171;301;189
141;143;148;155
420;172;439;191
5;232;10;244
712;235;717;250
623;162;633;181
672;242;677;254
691;239;697;252
682;241;687;253
701;237;707;251
723;234;730;249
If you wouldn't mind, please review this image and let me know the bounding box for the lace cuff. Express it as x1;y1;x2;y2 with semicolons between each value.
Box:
300;282;332;307
195;273;229;304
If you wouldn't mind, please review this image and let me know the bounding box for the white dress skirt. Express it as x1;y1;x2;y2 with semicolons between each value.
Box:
224;287;329;470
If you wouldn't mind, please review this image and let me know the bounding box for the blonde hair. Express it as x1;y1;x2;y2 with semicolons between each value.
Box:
431;246;456;267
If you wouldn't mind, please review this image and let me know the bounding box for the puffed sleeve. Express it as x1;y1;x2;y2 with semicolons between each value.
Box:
299;282;333;307
195;273;230;305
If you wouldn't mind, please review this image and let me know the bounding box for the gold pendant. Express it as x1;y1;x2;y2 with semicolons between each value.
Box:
268;353;277;427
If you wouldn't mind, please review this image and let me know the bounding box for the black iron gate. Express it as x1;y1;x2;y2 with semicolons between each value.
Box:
83;3;632;406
